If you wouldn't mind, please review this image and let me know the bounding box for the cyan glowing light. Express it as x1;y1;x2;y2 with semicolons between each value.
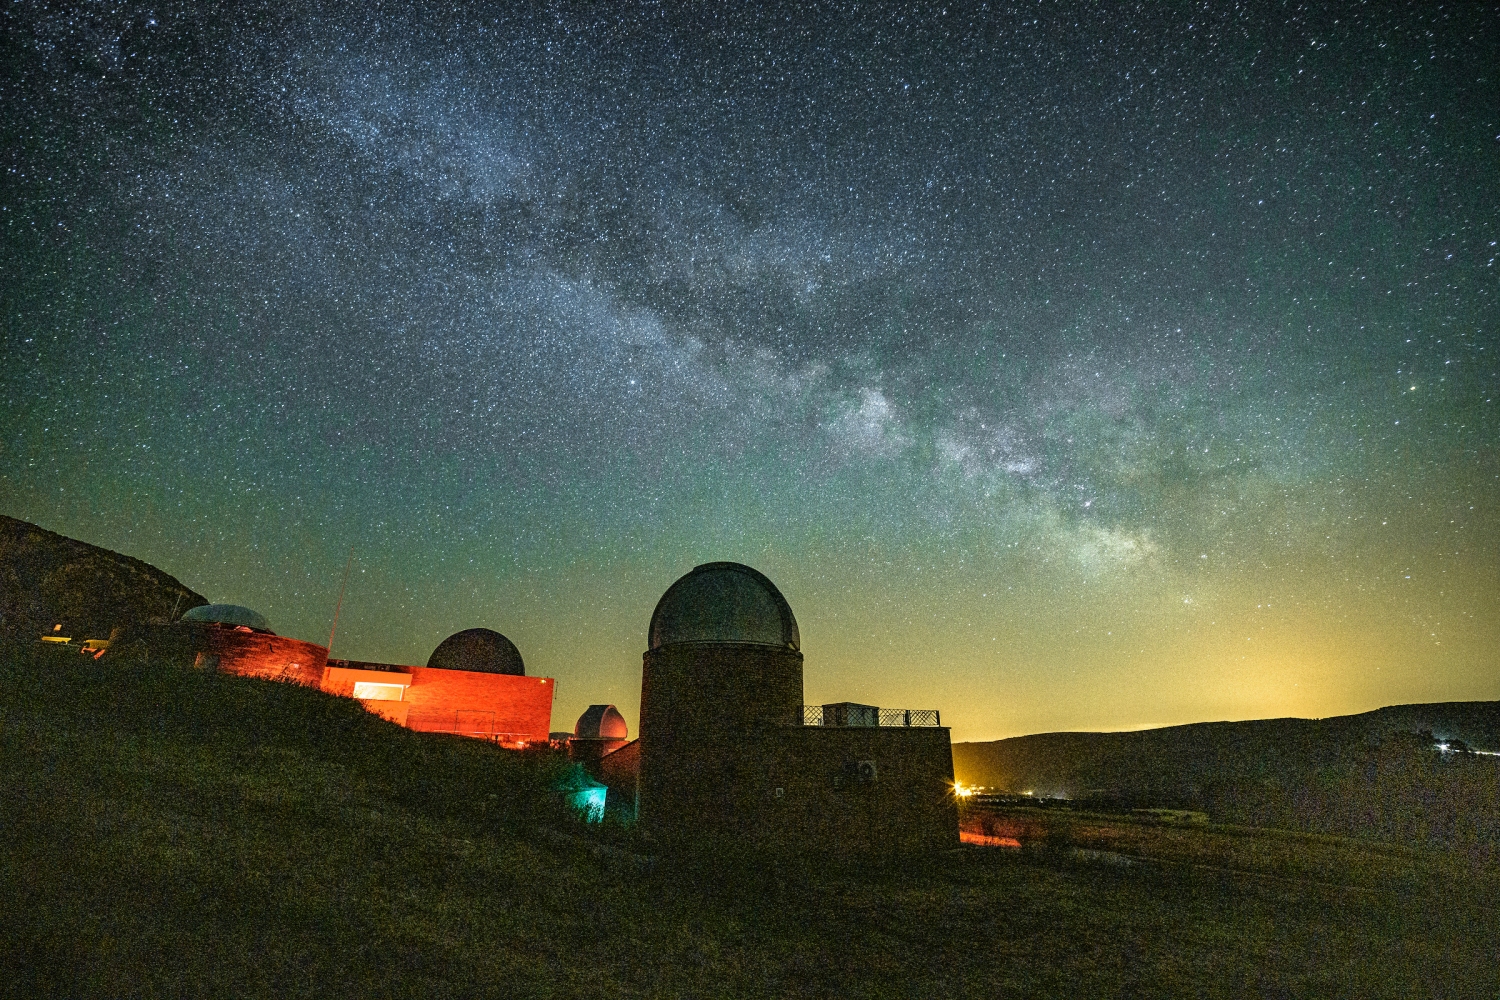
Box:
566;785;608;824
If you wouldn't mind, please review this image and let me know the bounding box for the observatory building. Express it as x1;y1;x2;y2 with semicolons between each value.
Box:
593;562;958;851
327;627;553;744
569;703;631;762
112;612;553;746
122;603;331;686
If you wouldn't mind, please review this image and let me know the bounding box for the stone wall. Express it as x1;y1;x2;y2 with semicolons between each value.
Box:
640;724;958;852
110;622;327;688
640;643;803;737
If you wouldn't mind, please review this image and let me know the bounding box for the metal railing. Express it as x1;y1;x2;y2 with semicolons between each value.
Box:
447;728;540;745
801;706;941;727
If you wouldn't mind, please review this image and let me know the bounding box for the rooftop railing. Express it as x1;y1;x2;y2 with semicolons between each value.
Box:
801;705;941;728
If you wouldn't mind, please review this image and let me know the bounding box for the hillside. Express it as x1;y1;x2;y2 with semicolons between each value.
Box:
953;703;1500;857
3;641;1498;998
0;515;205;639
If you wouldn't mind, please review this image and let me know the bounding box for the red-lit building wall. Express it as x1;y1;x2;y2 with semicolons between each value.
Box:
401;666;554;743
322;665;413;726
114;624;554;745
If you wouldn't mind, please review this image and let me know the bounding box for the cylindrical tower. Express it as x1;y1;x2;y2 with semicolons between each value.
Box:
637;562;803;842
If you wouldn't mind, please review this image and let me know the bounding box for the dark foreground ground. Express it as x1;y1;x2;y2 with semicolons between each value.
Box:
3;646;1496;999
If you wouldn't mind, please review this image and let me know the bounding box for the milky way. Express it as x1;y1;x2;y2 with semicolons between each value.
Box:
4;4;1497;738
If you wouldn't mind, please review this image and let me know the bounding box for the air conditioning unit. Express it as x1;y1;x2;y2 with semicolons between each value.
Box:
835;761;880;787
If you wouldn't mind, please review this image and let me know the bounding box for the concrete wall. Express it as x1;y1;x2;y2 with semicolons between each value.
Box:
636;641;956;852
597;738;641;811
763;726;959;851
570;736;629;765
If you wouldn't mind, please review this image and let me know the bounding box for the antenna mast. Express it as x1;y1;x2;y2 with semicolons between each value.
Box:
326;547;354;661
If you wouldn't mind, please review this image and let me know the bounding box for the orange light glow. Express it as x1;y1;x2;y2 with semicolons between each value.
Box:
960;831;1021;848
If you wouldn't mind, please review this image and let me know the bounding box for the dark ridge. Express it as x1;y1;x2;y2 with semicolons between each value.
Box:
0;514;206;639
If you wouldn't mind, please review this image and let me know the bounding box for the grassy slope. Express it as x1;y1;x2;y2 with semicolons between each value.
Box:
3;646;1497;999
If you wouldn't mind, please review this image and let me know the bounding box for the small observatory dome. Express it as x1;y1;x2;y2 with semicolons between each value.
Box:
648;562;799;651
574;704;629;741
180;604;273;633
426;628;525;675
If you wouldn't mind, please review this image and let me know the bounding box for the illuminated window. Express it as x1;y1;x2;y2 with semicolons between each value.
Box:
352;682;405;702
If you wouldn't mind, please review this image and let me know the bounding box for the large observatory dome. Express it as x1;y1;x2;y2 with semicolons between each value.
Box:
427;628;525;675
180;604;273;633
648;562;800;651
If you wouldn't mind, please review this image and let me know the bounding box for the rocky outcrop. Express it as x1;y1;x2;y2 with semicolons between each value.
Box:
0;515;206;640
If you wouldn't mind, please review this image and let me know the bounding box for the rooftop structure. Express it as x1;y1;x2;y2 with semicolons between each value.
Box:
575;703;629;740
570;703;630;764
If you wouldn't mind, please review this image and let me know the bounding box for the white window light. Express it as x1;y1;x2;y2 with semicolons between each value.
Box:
352;682;405;702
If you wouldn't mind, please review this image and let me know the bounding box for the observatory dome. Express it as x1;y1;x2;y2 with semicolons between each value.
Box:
648;562;800;651
180;604;273;633
574;704;629;741
427;628;525;675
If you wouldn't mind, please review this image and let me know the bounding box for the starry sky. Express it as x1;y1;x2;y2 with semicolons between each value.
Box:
3;3;1497;741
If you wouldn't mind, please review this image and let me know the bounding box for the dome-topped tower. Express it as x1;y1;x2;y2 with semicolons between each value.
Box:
628;560;959;852
427;628;525;675
638;562;804;736
637;561;806;842
648;562;800;651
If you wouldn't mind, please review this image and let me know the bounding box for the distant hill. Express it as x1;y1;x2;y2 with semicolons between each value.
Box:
0;515;205;640
954;703;1500;856
954;702;1500;797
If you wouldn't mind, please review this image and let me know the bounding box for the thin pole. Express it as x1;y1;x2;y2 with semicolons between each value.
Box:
326;547;354;661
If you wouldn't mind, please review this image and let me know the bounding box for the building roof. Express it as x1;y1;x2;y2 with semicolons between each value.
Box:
180;603;273;633
574;704;629;740
648;561;800;651
426;627;526;675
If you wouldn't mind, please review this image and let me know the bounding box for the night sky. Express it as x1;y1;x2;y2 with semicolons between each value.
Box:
4;4;1497;741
